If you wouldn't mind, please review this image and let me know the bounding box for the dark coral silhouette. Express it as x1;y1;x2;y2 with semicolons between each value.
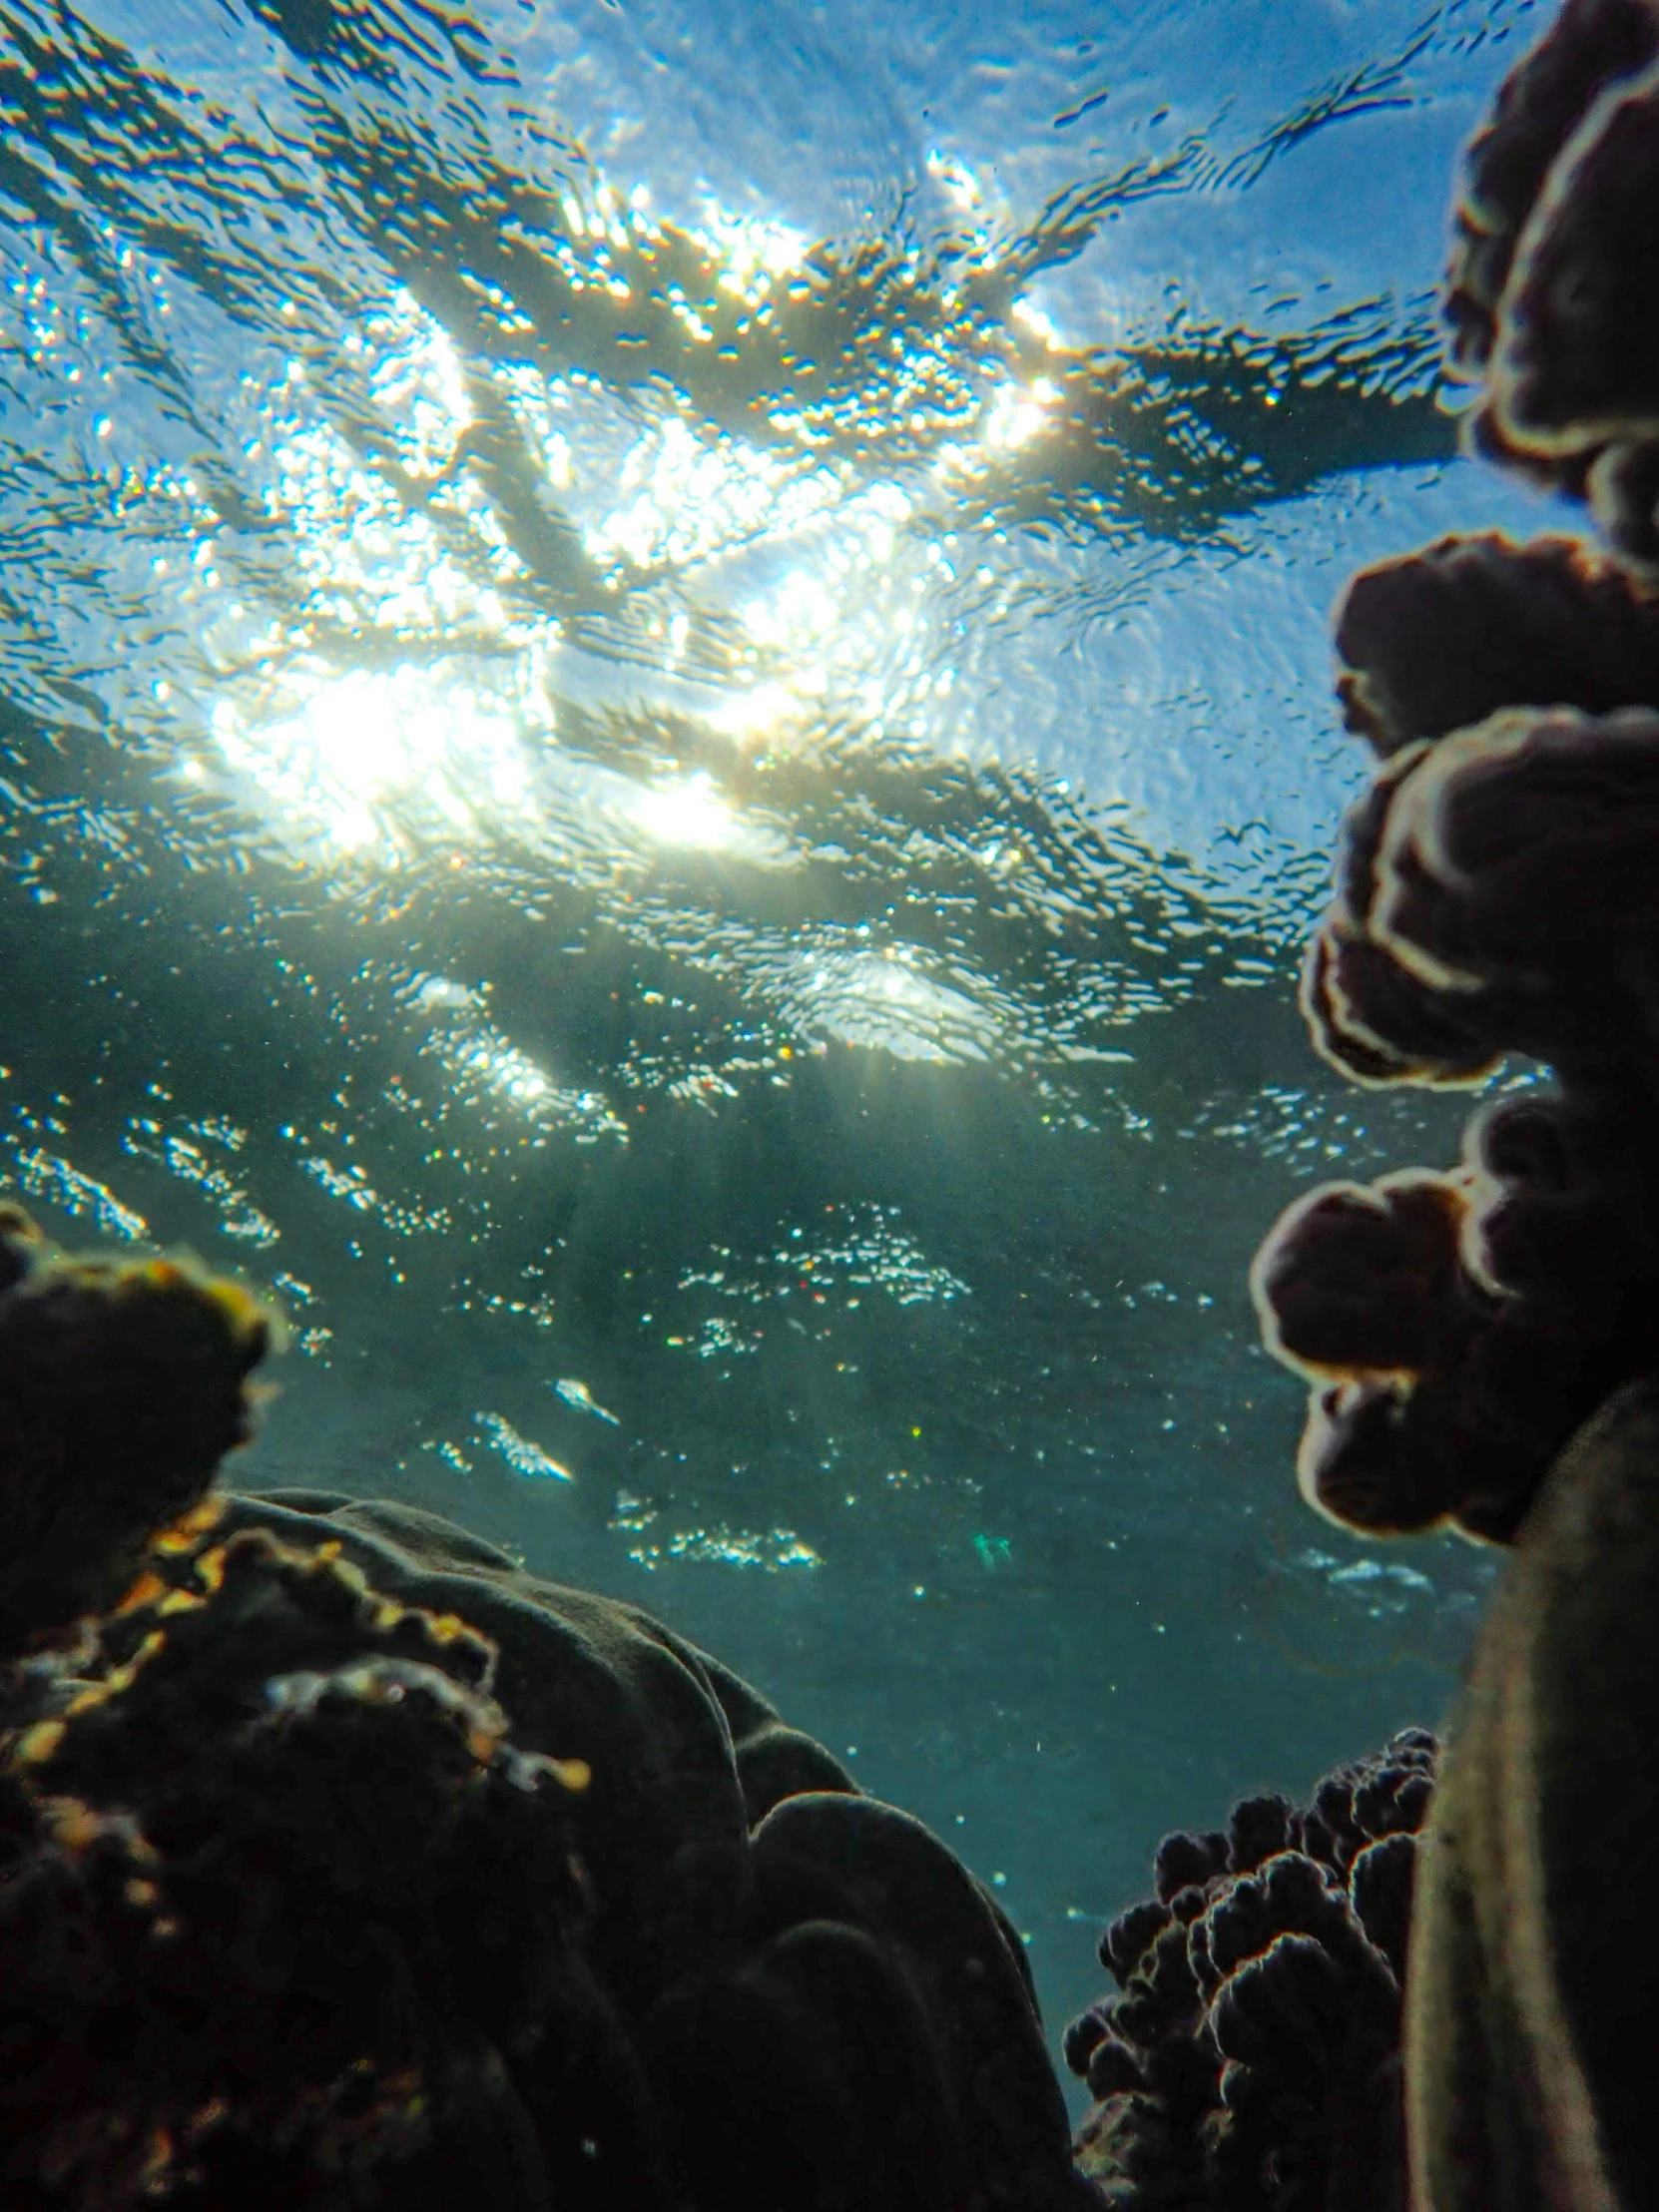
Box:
1255;1071;1659;1540
1441;0;1659;556
1064;1732;1436;2212
0;1525;608;2211
1442;0;1659;378
1334;532;1659;758
0;1203;270;1649
0;1205;1088;2212
1405;1380;1659;2212
1254;0;1659;1545
1261;626;1659;1539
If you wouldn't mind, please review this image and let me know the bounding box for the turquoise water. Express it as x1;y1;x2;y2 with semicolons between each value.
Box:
0;0;1542;2076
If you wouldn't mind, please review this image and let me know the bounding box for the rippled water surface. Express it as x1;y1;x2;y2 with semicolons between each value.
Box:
0;0;1554;2070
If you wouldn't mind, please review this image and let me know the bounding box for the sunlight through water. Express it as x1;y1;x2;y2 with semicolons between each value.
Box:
0;0;1544;2098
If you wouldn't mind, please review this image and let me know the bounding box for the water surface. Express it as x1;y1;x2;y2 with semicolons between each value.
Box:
0;0;1549;2069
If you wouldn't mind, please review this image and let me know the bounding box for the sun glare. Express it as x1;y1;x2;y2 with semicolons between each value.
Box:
211;668;533;865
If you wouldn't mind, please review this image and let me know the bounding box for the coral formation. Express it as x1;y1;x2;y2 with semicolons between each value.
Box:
1333;531;1659;757
1406;1379;1659;2211
0;1523;607;2211
1442;0;1659;559
0;1203;269;1647
0;1205;1088;2211
1251;1073;1659;1540
218;1489;1091;2212
1064;1730;1436;2212
1441;0;1659;375
1219;8;1659;2203
1253;0;1659;1545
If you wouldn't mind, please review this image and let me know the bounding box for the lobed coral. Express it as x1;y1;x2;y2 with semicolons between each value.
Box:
1332;531;1659;758
1442;0;1659;560
217;1490;1093;2212
1442;0;1659;369
1251;1072;1659;1540
0;1204;1089;2212
1255;670;1659;1534
1063;1730;1436;2212
1253;0;1659;1547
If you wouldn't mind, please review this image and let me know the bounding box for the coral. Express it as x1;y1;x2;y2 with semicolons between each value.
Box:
1261;671;1659;1540
219;1491;1094;2212
1251;1067;1659;1542
1064;1732;1436;2212
1441;0;1659;376
1441;0;1659;556
0;1214;1088;2210
1254;0;1659;1540
1334;532;1659;759
0;1205;270;1651
0;1517;611;2210
1296;688;1659;1090
1405;1379;1659;2211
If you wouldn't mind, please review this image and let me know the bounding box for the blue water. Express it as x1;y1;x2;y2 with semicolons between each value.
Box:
0;0;1548;2081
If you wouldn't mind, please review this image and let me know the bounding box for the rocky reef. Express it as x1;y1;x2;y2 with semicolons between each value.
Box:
8;0;1659;2204
0;1207;1088;2211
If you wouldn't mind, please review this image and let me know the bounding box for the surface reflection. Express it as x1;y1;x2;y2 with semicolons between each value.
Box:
0;0;1541;2086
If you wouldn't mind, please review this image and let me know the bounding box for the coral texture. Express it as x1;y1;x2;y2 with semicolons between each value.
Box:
1255;679;1659;1535
0;1522;605;2212
0;1204;270;1647
1255;0;1659;1544
0;1206;1088;2212
1442;0;1659;375
1251;1072;1659;1541
1063;1731;1436;2212
218;1490;1092;2212
1406;1380;1659;2211
1442;0;1659;559
1333;532;1659;757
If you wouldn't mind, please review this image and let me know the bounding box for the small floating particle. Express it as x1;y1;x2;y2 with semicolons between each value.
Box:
552;1377;621;1424
475;1411;574;1482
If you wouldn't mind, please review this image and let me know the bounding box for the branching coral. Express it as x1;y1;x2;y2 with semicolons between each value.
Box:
1063;1731;1436;2212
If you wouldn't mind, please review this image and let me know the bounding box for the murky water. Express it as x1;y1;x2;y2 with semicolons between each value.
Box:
0;0;1549;2073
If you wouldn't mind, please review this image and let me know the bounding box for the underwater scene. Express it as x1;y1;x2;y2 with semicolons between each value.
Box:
0;0;1609;2165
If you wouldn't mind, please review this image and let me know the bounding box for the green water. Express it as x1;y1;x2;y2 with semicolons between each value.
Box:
0;0;1541;2074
